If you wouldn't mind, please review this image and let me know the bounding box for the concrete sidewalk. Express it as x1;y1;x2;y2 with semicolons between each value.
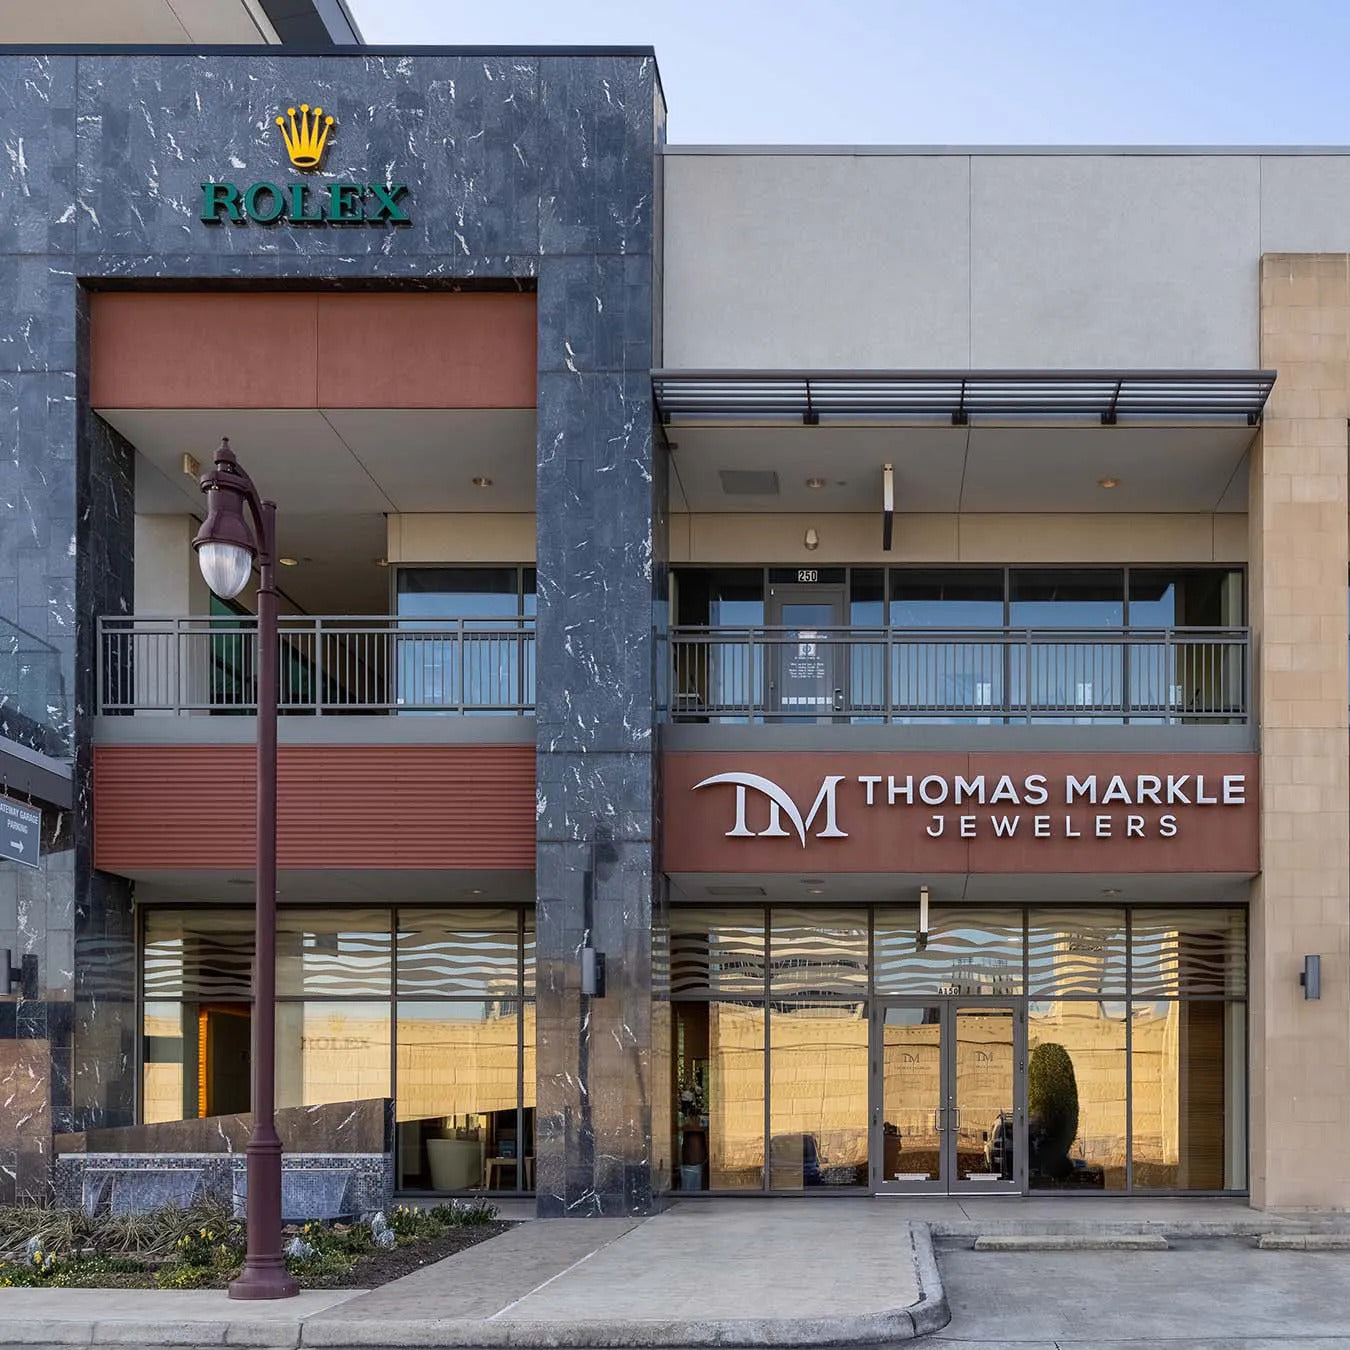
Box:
0;1202;946;1348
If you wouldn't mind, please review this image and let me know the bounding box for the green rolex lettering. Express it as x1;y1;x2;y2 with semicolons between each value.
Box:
287;182;325;224
199;181;243;224
326;182;365;223
366;182;411;223
243;181;285;224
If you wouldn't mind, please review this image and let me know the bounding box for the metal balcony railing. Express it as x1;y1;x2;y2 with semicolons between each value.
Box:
97;615;536;715
669;626;1249;724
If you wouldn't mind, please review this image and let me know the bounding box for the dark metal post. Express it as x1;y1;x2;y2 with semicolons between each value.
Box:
231;498;296;1301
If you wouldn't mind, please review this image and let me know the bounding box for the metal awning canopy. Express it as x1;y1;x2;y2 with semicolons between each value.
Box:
652;369;1276;426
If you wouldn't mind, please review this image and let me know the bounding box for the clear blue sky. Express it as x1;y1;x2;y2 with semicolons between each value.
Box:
346;0;1350;146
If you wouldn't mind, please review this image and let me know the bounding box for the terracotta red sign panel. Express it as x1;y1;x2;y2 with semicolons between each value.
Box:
663;752;1259;875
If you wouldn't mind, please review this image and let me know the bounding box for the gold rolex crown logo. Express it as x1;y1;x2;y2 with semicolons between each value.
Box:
275;103;334;170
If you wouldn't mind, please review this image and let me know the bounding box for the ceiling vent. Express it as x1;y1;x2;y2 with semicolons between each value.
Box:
718;469;780;496
706;884;767;897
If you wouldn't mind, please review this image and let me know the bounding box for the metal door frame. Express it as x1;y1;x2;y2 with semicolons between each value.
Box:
870;997;1026;1195
945;999;1025;1195
765;583;848;720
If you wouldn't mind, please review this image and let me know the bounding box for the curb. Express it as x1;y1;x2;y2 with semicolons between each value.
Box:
1258;1233;1350;1250
972;1234;1169;1251
0;1226;950;1349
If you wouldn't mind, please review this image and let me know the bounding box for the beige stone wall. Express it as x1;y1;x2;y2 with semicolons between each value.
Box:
672;512;1247;565
1253;254;1350;1209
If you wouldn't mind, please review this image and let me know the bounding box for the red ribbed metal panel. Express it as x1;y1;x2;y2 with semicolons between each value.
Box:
93;744;535;871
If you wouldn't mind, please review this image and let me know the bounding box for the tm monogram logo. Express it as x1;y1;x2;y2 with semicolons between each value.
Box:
692;773;848;847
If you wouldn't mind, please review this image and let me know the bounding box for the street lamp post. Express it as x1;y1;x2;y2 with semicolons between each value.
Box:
193;437;297;1301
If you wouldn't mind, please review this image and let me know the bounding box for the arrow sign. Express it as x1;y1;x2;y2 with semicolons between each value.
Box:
0;797;41;869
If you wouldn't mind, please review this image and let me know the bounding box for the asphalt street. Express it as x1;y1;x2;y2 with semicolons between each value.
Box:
917;1237;1350;1348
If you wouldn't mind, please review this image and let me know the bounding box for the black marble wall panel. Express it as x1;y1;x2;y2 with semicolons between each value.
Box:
0;49;664;1213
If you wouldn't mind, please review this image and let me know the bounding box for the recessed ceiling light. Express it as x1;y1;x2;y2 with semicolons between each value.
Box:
805;476;827;490
279;557;299;567
806;886;825;895
470;888;483;895
472;476;494;488
1101;887;1122;896
373;557;389;567
1097;477;1121;489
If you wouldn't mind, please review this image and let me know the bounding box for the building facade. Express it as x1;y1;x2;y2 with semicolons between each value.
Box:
0;38;1347;1215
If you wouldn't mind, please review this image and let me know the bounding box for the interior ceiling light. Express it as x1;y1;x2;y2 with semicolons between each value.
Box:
805;476;827;490
472;476;494;488
373;557;389;567
278;557;299;567
1097;476;1121;489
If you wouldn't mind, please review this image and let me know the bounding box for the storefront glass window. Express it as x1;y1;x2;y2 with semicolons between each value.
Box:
1028;908;1127;1000
395;1000;522;1191
397;908;523;999
671;909;765;997
277;910;392;998
275;1000;391;1110
138;904;534;1192
1129;1000;1244;1190
874;908;1024;996
770;909;867;995
768;1000;868;1188
1028;1000;1128;1191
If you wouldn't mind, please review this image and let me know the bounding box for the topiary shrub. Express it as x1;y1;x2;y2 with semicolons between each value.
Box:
1027;1042;1079;1181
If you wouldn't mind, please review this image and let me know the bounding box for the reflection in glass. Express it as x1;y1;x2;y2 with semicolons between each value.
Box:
874;908;1023;996
1130;910;1247;999
769;1001;867;1188
1028;1001;1127;1190
142;1001;187;1124
889;569;1005;722
770;909;867;995
275;1001;391;1110
880;1005;943;1184
1127;569;1244;721
397;908;522;999
1028;909;1126;998
395;566;535;713
1130;1000;1244;1190
277;910;392;997
395;1000;523;1191
953;1007;1016;1183
1010;569;1124;718
707;1001;766;1190
671;910;765;998
674;570;765;721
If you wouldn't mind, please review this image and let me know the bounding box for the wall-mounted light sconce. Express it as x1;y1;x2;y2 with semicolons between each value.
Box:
2;949;38;1000
803;527;820;552
581;946;607;998
917;884;930;952
1301;954;1321;1001
882;463;894;552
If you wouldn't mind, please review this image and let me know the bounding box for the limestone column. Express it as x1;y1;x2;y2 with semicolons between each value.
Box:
1250;253;1350;1209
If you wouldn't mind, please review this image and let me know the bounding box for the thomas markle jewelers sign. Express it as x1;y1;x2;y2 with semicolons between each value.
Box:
662;753;1260;875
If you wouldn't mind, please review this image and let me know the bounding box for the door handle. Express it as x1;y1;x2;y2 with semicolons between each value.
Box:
832;687;844;712
951;1107;961;1131
932;1108;944;1133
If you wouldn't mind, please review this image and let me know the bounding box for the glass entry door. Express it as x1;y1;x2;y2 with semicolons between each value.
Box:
766;584;847;720
872;1000;1024;1193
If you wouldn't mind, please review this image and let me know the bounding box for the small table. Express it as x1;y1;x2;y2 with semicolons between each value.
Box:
485;1155;534;1190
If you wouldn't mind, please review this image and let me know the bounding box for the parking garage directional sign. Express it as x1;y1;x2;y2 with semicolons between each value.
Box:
0;796;41;869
